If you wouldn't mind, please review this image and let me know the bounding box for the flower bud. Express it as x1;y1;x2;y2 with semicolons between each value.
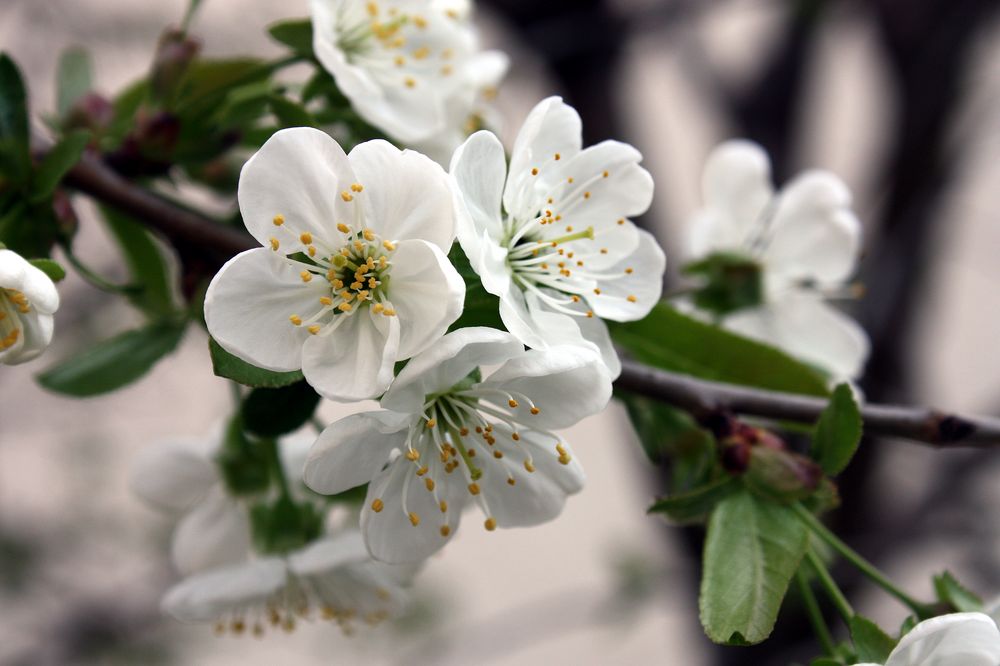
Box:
150;28;201;104
62;92;114;135
745;447;823;502
51;190;79;239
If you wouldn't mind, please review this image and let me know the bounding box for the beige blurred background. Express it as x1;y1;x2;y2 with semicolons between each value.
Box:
3;0;1000;664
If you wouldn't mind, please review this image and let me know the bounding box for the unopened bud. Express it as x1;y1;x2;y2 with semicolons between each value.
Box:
52;190;79;238
720;438;752;474
745;447;823;502
63;93;114;134
150;28;201;104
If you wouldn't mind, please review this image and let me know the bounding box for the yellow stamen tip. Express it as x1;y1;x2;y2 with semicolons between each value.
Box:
408;512;420;526
273;214;284;226
484;518;497;531
372;498;384;512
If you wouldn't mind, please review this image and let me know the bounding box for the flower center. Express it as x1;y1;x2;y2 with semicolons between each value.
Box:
0;289;27;351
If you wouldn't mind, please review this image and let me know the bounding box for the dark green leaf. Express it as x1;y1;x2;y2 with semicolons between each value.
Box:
812;383;862;476
37;321;185;396
683;252;765;317
56;48;92;118
269;94;314;128
209;337;303;388
610;303;829;396
447;243;504;331
850;615;897;663
649;477;737;524
268;19;314;57
700;490;809;645
27;258;66;282
98;205;178;317
216;413;271;495
31;130;90;202
174;58;270;118
0;54;31;186
933;571;983;612
242;380;321;438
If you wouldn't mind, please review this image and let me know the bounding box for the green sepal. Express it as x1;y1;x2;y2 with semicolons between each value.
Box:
745;446;823;503
933;571;983;612
849;614;897;663
811;383;863;476
209;337;304;388
27;258;66;282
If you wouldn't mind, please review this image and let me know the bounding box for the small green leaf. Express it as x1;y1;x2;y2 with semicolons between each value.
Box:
268;19;314;57
849;614;897;663
0;54;31;186
812;383;862;475
56;48;93;118
648;477;737;524
209;337;303;388
37;321;185;396
933;571;983;612
27;258;66;282
269;94;314;128
700;490;809;645
99;205;177;317
745;447;823;503
242;380;321;438
31;130;90;202
610;303;829;396
447;243;504;331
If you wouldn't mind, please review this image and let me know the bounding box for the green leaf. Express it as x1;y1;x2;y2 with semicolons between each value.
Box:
811;383;862;475
269;94;314;128
610;303;829;396
209;337;303;388
700;490;809;645
648;477;737;524
27;258;66;282
268;19;313;57
216;413;271;496
98;205;178;317
933;571;983;612
849;615;897;663
745;447;823;503
31;130;90;202
56;48;92;118
447;243;503;331
37;321;185;396
242;380;321;438
683;252;765;317
0;54;31;186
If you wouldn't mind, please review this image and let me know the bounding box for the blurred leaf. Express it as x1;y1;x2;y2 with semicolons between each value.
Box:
38;321;186;396
700;490;809;645
268;19;313;57
217;413;271;496
933;571;983;612
447;243;503;331
0;199;60;257
811;384;862;475
683;252;765;317
0;54;30;186
649;477;737;525
174;58;269;117
850;615;897;663
99;205;178;317
28;258;66;282
31;130;90;202
242;380;321;438
56;48;93;118
745;447;823;503
800;477;841;516
209;337;303;388
610;303;829;396
269;94;314;128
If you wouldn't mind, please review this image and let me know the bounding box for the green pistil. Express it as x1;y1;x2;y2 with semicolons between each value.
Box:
546;226;594;246
450;429;482;481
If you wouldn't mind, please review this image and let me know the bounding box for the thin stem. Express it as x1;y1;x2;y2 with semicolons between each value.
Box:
793;503;929;616
795;567;837;656
61;246;143;295
805;549;853;623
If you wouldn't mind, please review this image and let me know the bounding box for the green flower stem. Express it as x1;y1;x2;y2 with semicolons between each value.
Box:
796;567;837;656
805;549;854;624
263;437;291;500
793;503;929;616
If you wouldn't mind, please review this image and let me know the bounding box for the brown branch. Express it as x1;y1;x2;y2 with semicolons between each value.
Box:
57;147;1000;449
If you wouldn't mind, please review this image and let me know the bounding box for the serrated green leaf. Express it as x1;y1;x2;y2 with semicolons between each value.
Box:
56;48;92;118
700;490;809;645
268;19;313;57
812;383;862;475
31;130;90;202
610;303;829;396
37;321;185;396
649;476;737;524
0;54;31;186
242;380;320;438
98;205;178;317
28;258;66;282
209;337;303;388
933;571;983;612
269;94;314;128
850;614;897;663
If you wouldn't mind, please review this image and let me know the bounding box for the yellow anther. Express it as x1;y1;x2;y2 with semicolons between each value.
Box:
493;450;503;459
594;288;602;295
353;240;364;252
524;460;536;472
300;271;312;283
367;1;378;16
416;465;429;476
554;153;561;160
340;290;354;301
413;46;430;59
270;237;280;251
507;477;516;486
406;449;420;461
583;191;591;199
559;454;572;465
362;228;375;241
382;240;396;251
394;55;405;66
378;255;388;267
617;218;625;225
232;619;246;634
600;248;608;254
571;295;580;303
441;65;453;75
404;77;416;88
307;325;321;335
289;315;302;326
568;177;574;183
439;500;448;513
440;525;451;537
350;281;364;290
308;246;317;257
459;427;469;436
341;191;354;202
382;308;396;317
603;170;609;178
273;214;285;226
300;232;312;244
338;302;353;312
357;289;369;300
627;295;638;303
371;498;384;513
425;419;437;429
368;278;378;288
586;311;594;318
475;426;483;433
468;483;481;495
446;8;458;18
414;15;427;28
484;517;497;531
408;512;420;526
531;167;539;176
530;406;540;414
351;183;364;192
625;267;634;274
337;222;351;233
372;303;384;314
511;432;520;441
424;478;435;491
508;398;518;408
320;296;333;306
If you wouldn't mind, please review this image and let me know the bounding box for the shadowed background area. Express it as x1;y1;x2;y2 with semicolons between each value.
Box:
3;0;1000;664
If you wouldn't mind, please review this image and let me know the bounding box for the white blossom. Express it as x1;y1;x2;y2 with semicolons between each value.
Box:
851;612;1000;666
204;127;464;401
304;326;612;564
449;97;665;377
0;248;59;365
686;140;869;381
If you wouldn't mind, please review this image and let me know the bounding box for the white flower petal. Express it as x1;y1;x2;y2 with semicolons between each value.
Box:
17;256;60;314
288;532;371;576
205;248;325;372
883;613;1000;666
348;140;456;249
385;239;465;359
161;557;287;623
171;487;251;575
588;228;666;321
451;130;507;249
237;127;355;247
304;411;408;495
571;311;621;379
2;311;54;365
130;439;217;514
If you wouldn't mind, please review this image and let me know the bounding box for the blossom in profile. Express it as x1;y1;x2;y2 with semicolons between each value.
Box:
204;128;464;401
851;612;1000;666
311;0;504;146
0;248;60;365
304;327;612;564
684;140;869;381
449;97;665;377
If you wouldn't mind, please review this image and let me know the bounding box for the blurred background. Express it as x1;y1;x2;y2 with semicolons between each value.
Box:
3;0;1000;663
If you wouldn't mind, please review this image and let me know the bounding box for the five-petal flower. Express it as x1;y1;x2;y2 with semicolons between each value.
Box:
0;248;60;365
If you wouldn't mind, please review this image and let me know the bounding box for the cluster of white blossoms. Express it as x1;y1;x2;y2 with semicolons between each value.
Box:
0;249;60;365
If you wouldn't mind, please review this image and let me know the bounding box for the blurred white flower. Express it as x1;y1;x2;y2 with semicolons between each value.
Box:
162;530;412;636
304;326;612;564
685;140;869;381
0;248;59;365
311;0;504;145
204;128;464;402
450;97;664;378
851;612;1000;666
